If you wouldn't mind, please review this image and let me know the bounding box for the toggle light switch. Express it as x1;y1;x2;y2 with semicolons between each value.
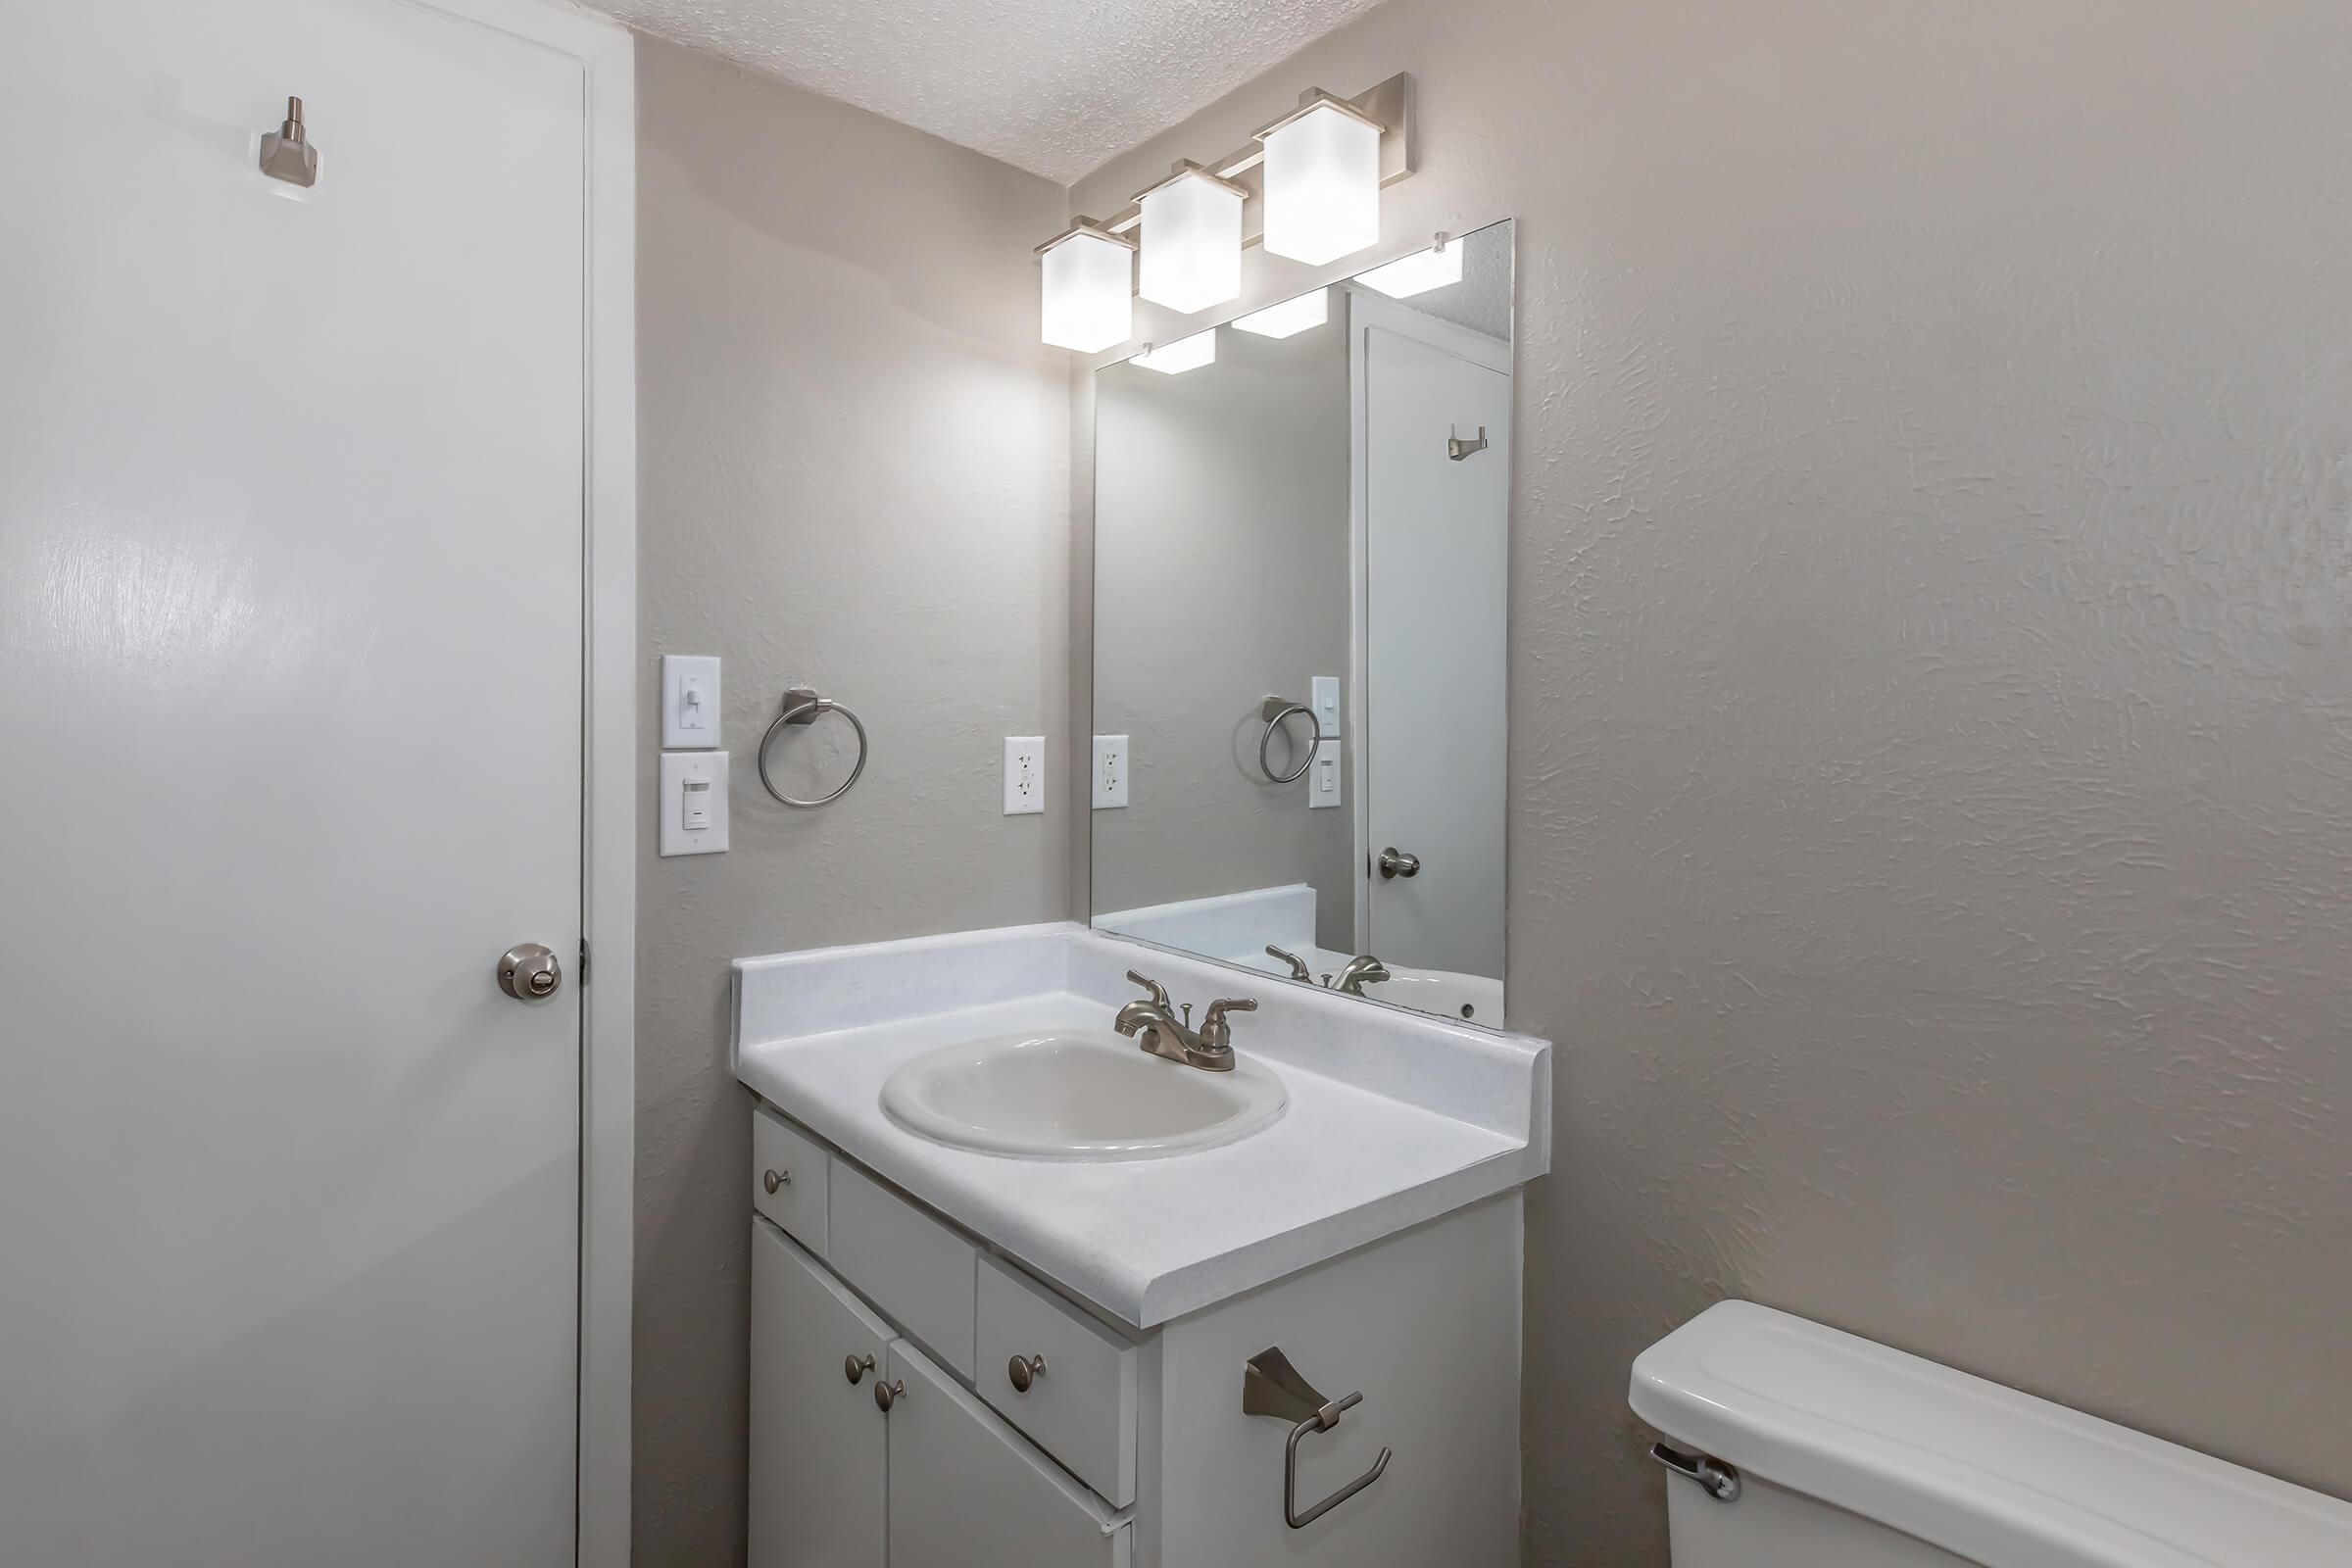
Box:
662;655;722;749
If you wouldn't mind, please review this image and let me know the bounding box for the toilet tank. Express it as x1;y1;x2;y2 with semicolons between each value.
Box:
1629;1302;2352;1568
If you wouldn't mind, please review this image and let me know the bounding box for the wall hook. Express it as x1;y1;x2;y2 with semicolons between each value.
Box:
260;96;318;188
1447;425;1489;461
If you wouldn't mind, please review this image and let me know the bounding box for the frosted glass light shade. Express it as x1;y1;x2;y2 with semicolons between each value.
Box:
1132;329;1217;375
1356;241;1463;299
1259;101;1381;266
1138;170;1244;315
1233;288;1330;339
1040;227;1134;352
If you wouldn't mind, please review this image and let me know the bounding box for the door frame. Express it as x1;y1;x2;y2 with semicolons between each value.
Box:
1344;284;1513;955
402;1;638;1562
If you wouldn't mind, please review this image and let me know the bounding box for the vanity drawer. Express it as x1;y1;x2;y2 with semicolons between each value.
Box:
828;1162;976;1378
751;1106;829;1255
975;1252;1139;1506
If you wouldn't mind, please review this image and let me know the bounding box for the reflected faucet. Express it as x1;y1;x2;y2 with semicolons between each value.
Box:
1113;970;1254;1073
1265;945;1313;982
1329;954;1391;997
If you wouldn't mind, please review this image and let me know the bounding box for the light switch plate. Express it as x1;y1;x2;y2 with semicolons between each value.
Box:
1092;734;1129;808
1004;736;1046;815
660;750;729;855
662;655;722;749
1311;675;1342;740
1307;737;1342;808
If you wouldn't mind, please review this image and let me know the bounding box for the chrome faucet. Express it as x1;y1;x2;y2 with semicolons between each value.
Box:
1329;954;1391;997
1113;970;1255;1072
1264;944;1313;982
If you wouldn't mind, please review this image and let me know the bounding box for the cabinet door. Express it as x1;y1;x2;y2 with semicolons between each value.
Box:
883;1339;1128;1568
751;1221;891;1568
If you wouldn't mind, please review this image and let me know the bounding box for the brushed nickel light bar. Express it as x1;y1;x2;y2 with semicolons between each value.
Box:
1095;74;1414;254
1038;74;1416;348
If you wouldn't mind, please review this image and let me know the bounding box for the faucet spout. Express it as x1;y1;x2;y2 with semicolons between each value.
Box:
1114;972;1253;1072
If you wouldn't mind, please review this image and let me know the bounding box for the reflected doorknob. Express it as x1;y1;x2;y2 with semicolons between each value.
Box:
497;943;563;1000
1377;848;1421;880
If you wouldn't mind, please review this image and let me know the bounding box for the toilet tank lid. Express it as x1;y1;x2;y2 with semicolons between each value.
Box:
1629;1301;2352;1568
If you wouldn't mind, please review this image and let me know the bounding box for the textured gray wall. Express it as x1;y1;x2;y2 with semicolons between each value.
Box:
1071;1;2352;1561
635;36;1068;1563
1092;312;1354;947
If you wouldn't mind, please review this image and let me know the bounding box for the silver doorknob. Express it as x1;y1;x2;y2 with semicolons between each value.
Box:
1007;1353;1048;1394
1377;847;1421;880
498;943;563;1001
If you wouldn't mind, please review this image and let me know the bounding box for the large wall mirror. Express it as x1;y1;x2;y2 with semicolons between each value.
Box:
1091;219;1513;1026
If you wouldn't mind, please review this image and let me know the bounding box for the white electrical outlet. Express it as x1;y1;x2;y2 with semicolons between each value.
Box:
1003;736;1046;815
1092;734;1129;808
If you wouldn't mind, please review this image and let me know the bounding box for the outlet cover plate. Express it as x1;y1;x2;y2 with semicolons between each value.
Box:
1092;734;1129;808
1004;736;1046;815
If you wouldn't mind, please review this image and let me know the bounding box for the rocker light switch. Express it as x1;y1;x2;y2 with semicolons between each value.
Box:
660;751;728;856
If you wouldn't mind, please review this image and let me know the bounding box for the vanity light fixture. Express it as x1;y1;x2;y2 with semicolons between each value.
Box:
1135;161;1248;315
1232;288;1330;340
1355;233;1463;299
1037;220;1136;353
1030;74;1413;351
1131;329;1217;375
1255;90;1385;266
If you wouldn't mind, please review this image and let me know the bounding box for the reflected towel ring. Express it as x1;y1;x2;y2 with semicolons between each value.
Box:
1257;696;1324;785
758;685;868;808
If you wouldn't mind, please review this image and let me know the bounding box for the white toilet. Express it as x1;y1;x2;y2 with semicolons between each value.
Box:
1632;1301;2352;1567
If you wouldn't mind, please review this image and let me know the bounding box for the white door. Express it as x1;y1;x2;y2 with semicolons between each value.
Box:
750;1223;890;1568
1362;326;1512;981
883;1340;1129;1568
0;2;588;1562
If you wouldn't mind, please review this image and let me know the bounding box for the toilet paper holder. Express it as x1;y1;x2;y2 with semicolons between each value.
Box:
1244;1347;1393;1530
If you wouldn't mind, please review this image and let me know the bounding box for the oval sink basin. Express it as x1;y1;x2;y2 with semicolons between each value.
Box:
880;1031;1287;1160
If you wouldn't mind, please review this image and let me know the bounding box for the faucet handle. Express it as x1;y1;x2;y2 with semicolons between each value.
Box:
1125;970;1171;1009
1199;996;1258;1049
1265;944;1313;982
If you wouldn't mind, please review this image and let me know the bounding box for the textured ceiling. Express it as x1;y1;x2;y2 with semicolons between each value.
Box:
602;0;1391;184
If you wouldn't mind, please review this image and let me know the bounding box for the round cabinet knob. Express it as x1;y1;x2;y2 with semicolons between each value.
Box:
497;943;564;1001
873;1378;906;1413
844;1352;874;1386
1006;1353;1048;1394
762;1169;791;1195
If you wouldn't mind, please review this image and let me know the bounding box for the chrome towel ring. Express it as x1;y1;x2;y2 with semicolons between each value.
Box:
1257;696;1323;785
758;685;868;808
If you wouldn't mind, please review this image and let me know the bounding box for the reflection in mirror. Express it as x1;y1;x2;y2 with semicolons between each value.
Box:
1091;220;1513;1025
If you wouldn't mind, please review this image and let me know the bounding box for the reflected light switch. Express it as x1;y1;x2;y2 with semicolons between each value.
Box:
1308;738;1341;809
1311;675;1341;740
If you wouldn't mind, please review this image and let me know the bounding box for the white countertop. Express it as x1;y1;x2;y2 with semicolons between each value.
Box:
733;923;1550;1329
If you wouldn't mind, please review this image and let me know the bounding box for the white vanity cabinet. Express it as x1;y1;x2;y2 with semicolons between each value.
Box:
883;1338;1130;1568
752;1222;1126;1568
746;1103;1526;1568
749;1223;889;1567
